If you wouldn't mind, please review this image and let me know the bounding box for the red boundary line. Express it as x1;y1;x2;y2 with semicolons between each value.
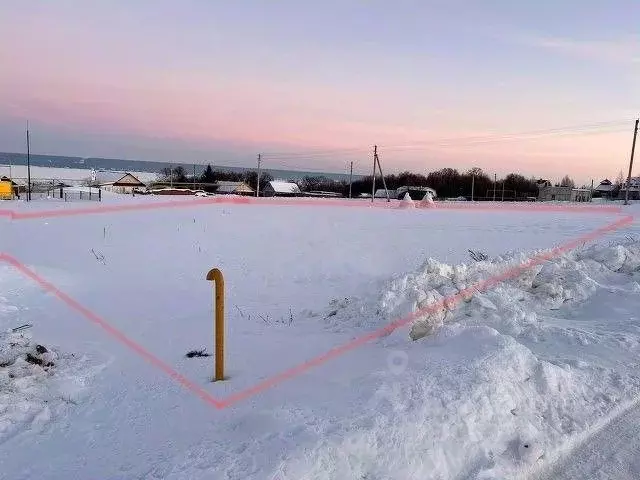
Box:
0;214;634;409
0;196;623;220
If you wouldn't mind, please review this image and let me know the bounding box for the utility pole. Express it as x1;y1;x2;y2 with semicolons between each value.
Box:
624;118;639;205
374;147;390;201
493;173;497;201
371;146;377;203
256;153;261;197
26;122;31;201
349;161;353;199
471;172;475;202
501;181;505;201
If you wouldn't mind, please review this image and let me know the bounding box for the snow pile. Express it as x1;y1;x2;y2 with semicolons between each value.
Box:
420;191;435;207
276;319;640;480
0;326;93;443
286;240;640;479
396;192;415;209
321;240;640;340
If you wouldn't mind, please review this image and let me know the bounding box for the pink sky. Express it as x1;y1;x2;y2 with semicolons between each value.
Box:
1;1;638;184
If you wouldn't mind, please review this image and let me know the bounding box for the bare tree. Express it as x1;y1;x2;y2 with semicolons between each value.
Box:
560;175;575;188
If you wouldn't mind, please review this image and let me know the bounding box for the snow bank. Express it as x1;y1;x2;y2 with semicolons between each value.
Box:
420;191;435;207
396;192;415;209
321;240;640;340
293;240;640;479
0;297;97;444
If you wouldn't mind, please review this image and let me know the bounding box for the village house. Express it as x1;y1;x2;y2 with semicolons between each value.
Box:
95;172;146;194
618;177;640;200
594;179;615;199
214;181;254;195
261;180;301;197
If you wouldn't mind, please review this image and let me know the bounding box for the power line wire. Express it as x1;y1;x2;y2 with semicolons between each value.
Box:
260;118;634;160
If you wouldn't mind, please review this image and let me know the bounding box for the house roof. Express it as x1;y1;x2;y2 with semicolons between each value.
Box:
374;189;392;198
215;181;254;194
267;181;301;194
96;171;145;186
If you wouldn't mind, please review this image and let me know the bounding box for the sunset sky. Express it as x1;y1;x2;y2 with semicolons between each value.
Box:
1;0;638;183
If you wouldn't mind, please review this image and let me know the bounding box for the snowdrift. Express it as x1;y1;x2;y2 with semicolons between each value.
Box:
320;239;640;339
0;297;98;444
289;240;640;479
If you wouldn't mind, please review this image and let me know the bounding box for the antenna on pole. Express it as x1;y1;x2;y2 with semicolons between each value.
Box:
26;121;31;202
624;118;639;205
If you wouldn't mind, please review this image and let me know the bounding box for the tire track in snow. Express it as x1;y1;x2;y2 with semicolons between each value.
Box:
535;399;640;480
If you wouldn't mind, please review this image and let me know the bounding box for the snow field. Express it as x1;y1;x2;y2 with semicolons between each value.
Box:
1;197;638;479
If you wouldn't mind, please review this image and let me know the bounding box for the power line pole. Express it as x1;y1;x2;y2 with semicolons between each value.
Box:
375;148;390;201
471;172;475;201
349;161;353;199
26;122;31;201
371;146;376;203
624;118;639;205
493;173;497;201
256;153;261;197
501;180;505;201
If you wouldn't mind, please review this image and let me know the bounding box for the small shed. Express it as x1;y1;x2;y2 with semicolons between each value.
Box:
96;172;146;194
262;180;301;197
0;179;13;199
214;181;254;195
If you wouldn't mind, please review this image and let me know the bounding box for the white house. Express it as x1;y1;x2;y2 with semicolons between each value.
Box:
262;180;301;197
95;172;146;194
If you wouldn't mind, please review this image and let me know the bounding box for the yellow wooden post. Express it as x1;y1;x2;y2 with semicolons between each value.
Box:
206;268;225;381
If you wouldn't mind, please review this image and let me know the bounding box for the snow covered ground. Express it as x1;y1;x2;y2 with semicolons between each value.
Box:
1;195;640;479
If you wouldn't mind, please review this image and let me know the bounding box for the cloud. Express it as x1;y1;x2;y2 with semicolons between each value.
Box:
514;33;639;65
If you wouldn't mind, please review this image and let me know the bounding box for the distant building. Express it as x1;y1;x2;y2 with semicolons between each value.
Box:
262;180;301;197
594;179;615;199
0;179;13;199
619;176;640;200
214;181;254;195
570;188;592;202
374;188;392;199
538;185;592;202
95;172;146;194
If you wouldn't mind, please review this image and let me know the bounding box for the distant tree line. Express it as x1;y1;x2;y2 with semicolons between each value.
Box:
156;164;577;200
156;165;273;193
306;168;544;200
